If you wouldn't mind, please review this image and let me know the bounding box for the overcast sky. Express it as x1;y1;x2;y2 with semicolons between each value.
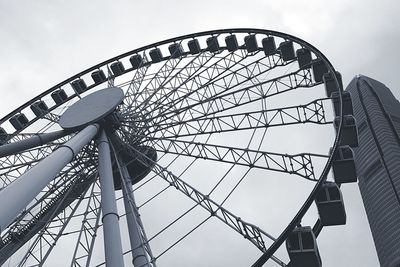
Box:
0;0;399;266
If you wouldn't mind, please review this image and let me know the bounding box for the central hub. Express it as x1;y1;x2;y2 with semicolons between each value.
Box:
109;134;158;190
59;87;124;130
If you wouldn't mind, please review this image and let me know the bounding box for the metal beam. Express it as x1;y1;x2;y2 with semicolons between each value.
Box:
139;135;320;180
0;124;98;232
0;130;67;158
119;161;151;267
70;180;102;267
97;130;124;267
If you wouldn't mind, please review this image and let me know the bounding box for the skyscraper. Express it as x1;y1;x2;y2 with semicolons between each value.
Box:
346;75;400;267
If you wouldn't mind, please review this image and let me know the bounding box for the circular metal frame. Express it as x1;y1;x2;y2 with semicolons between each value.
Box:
0;28;344;266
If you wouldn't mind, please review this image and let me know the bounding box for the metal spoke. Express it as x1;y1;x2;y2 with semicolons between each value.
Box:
154;216;211;262
144;68;316;133
116;140;285;262
121;57;150;110
128;133;323;180
42;112;61;123
142;52;288;124
136;48;251;116
129;98;330;138
132;56;183;112
0;146;97;265
70;180;102;267
16;170;96;267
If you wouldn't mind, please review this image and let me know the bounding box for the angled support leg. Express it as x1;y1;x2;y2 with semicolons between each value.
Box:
0;130;68;158
0;124;98;232
119;160;152;267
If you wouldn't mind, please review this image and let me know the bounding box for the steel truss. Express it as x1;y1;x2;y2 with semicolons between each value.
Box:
0;28;343;267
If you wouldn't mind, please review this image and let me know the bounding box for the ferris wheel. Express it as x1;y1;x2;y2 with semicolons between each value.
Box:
0;29;358;267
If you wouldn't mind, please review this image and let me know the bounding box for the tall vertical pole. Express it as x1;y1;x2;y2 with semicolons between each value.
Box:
0;124;98;232
97;130;125;267
119;162;151;267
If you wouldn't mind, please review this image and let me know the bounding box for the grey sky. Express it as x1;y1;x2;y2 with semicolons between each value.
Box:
0;0;399;266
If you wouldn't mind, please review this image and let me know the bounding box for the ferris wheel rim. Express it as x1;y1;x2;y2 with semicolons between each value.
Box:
0;28;346;266
0;28;340;125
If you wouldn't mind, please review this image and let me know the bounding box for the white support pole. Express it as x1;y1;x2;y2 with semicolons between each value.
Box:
97;130;125;267
0;124;99;232
0;130;67;158
119;162;151;267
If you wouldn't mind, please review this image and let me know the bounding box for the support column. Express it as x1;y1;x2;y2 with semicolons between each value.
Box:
119;162;151;267
0;124;98;232
97;130;124;267
0;129;67;158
